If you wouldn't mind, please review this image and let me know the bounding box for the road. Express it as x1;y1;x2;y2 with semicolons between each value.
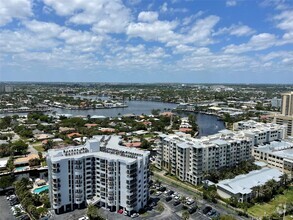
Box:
28;144;39;155
156;202;180;220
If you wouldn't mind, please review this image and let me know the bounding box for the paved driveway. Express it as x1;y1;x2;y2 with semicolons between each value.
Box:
51;208;86;220
0;196;15;220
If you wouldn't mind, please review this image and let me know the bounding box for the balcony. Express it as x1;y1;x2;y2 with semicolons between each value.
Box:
127;194;137;200
75;180;83;184
76;165;83;169
127;183;137;189
75;175;83;179
52;183;61;189
75;161;82;165
126;198;137;206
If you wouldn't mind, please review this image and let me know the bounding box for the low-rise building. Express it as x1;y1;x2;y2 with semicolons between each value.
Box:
233;120;286;145
253;140;293;173
217;167;283;202
47;136;150;215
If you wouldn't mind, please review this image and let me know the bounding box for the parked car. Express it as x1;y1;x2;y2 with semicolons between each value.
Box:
5;190;14;197
10;199;19;206
210;211;220;218
164;190;170;195
18;214;30;220
131;213;139;218
188;206;198;214
165;196;172;202
7;195;16;201
207;209;217;217
158;186;166;192
155;191;162;196
186;199;195;205
167;190;174;196
173;201;181;206
117;209;123;214
203;206;212;215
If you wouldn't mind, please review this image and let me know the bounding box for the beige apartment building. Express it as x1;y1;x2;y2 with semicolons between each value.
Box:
281;92;293;116
156;122;286;185
270;92;293;137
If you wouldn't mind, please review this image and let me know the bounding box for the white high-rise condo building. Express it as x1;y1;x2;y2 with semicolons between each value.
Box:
281;92;293;116
47;136;150;215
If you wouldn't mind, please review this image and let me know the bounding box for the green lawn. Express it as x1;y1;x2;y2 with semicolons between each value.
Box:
33;145;45;152
248;186;293;218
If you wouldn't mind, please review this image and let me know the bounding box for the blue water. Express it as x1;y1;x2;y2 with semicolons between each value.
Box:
33;185;49;194
52;100;177;117
1;100;225;137
15;166;29;171
176;112;225;137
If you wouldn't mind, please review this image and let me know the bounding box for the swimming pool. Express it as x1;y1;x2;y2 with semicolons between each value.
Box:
15;166;29;171
33;185;49;194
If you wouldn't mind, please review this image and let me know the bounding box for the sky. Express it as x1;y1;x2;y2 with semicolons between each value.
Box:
0;0;292;84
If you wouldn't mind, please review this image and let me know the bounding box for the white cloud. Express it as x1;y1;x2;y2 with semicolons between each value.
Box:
126;20;178;43
138;11;159;23
0;29;60;54
224;33;277;53
177;53;257;72
0;0;32;26
184;15;220;45
274;10;293;32
230;25;255;36
59;29;105;52
215;24;255;36
43;0;131;34
24;20;64;38
182;11;204;26
226;0;237;7
260;0;292;10
160;2;168;13
273;10;293;44
127;15;219;47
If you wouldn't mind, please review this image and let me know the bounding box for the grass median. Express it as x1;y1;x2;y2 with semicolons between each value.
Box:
247;186;293;219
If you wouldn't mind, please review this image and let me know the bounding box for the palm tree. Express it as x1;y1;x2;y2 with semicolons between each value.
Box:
180;196;187;204
182;210;190;220
266;179;278;194
280;173;289;186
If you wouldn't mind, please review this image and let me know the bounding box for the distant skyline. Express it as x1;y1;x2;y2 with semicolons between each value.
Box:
0;0;292;83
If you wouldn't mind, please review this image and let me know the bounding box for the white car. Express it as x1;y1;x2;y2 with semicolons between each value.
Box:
186;200;195;205
78;216;89;220
164;190;170;195
131;213;139;218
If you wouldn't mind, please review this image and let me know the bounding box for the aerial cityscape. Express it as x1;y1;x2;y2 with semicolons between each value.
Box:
0;0;293;220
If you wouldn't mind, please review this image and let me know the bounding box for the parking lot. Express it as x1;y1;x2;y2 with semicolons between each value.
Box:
51;208;86;220
152;187;212;220
0;195;16;220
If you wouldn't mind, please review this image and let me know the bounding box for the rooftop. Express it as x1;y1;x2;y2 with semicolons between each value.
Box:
47;135;149;162
217;167;283;195
256;140;293;160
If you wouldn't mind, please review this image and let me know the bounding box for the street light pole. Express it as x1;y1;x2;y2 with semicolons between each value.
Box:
283;203;286;220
